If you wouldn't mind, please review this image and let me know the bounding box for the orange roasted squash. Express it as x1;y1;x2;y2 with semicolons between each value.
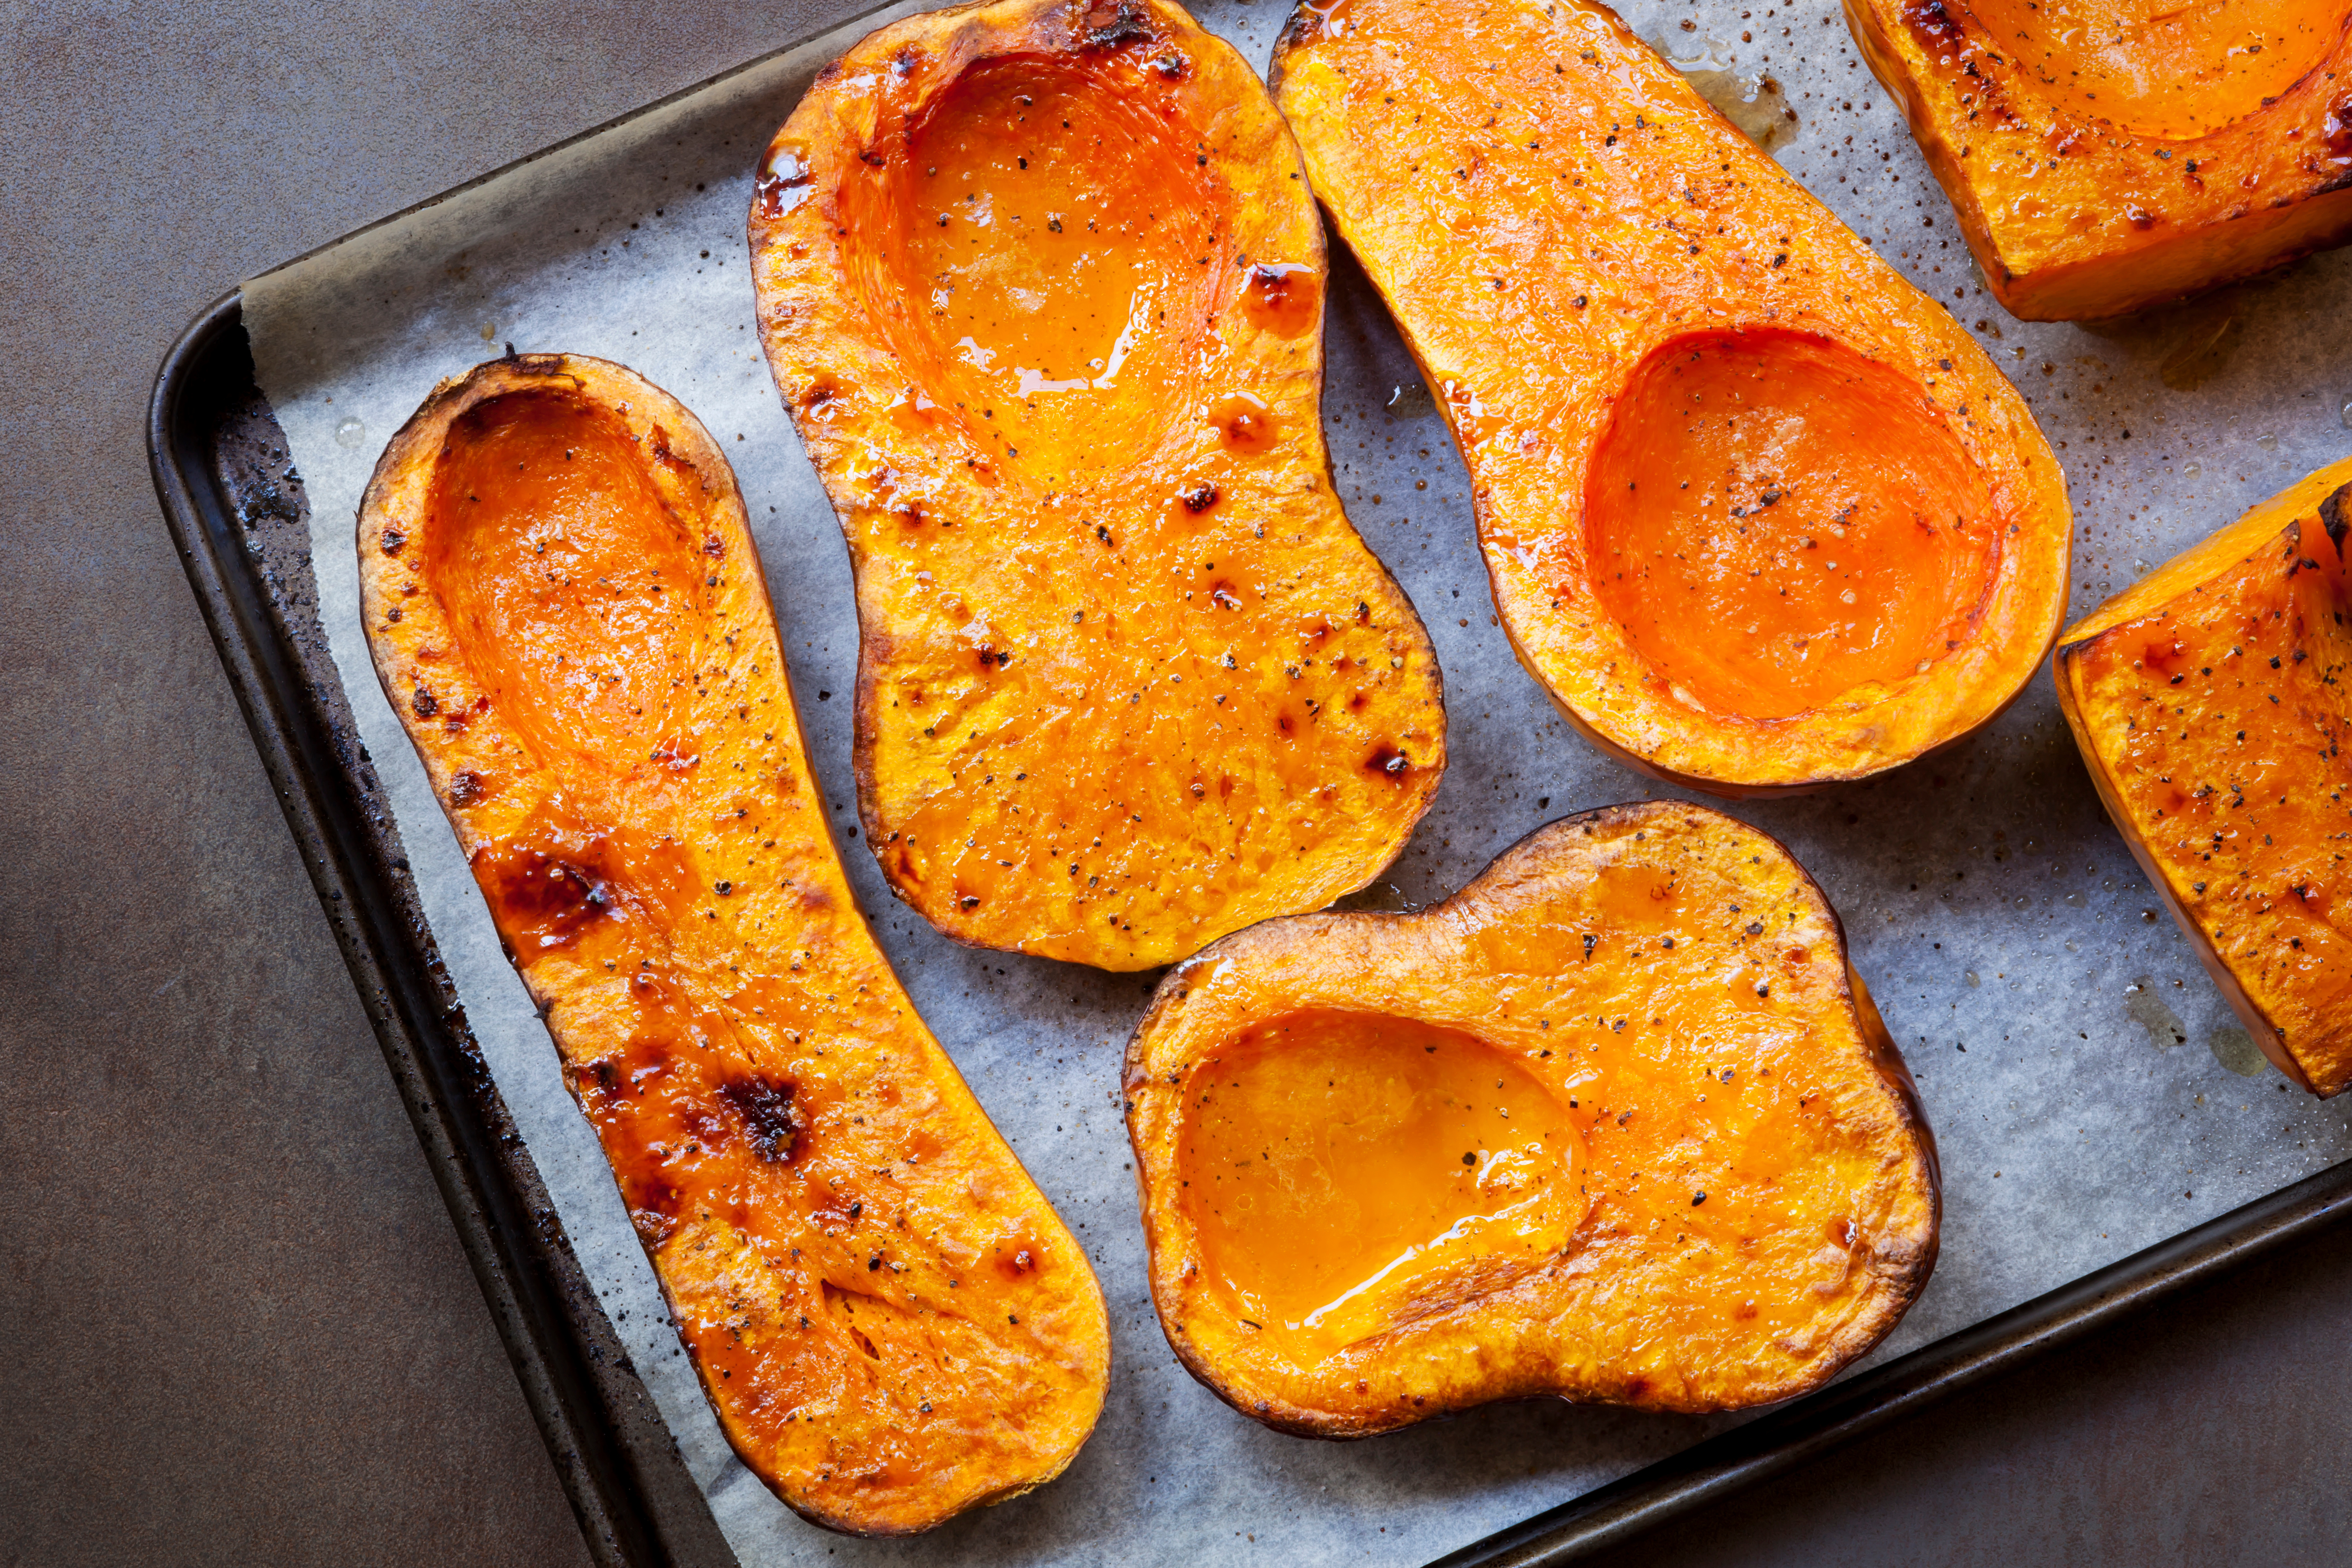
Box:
2055;456;2352;1097
750;0;1445;970
1272;0;2070;797
357;353;1108;1533
1849;0;2352;320
1126;802;1939;1434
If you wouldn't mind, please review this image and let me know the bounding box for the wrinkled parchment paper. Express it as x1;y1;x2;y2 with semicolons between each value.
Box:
244;0;2352;1559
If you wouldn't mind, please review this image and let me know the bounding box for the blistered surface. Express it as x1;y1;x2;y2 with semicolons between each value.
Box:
244;0;2352;1561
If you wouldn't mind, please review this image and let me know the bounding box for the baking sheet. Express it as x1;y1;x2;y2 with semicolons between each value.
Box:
241;0;2352;1560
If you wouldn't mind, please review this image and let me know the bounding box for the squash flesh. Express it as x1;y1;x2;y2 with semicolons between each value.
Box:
1272;0;2067;793
1127;803;1940;1434
1958;0;2333;141
2056;458;2352;1096
1848;0;2352;318
848;57;1218;480
753;0;1446;970
359;355;1108;1534
1178;1012;1587;1363
1586;330;2000;720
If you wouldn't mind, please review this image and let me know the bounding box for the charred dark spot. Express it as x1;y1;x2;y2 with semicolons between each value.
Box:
1901;0;1966;60
717;1073;802;1163
755;152;816;221
1364;742;1415;779
1241;262;1323;337
1582;933;1598;960
2321;482;2352;552
628;1178;683;1247
704;534;726;558
412;685;439;718
1081;0;1155;51
449;769;487;807
478;842;623;950
803;382;840;417
891;45;922;77
1278;0;1331;51
2326;94;2352;166
1154;51;1190;79
1182;483;1219;513
381;526;407;555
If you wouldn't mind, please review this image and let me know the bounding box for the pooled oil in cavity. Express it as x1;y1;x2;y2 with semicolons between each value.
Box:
1178;1013;1581;1362
899;62;1216;475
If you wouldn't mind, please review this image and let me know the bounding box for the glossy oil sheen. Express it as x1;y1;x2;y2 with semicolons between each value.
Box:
892;60;1216;479
424;393;701;771
1178;1012;1583;1361
756;0;1444;968
1125;803;1942;1430
1585;332;1999;719
1272;0;2067;789
1958;0;2336;140
366;360;1107;1533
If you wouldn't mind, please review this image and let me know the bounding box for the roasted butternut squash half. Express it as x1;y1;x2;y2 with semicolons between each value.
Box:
750;0;1445;970
357;354;1108;1534
2055;456;2352;1097
1272;0;2070;797
1849;0;2352;320
1126;802;1939;1434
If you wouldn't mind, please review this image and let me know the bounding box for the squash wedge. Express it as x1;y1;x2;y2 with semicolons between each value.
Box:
1272;0;2070;797
2055;455;2352;1096
357;353;1108;1533
751;0;1445;970
1848;0;2352;320
1126;802;1939;1435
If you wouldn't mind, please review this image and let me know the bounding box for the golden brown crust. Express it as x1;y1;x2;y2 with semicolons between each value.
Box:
358;352;1108;1533
1125;801;1941;1435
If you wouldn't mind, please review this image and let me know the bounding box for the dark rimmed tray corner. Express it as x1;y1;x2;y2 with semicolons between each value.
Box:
148;291;739;1568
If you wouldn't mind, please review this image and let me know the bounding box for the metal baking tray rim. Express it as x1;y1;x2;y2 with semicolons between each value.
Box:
153;257;2352;1568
